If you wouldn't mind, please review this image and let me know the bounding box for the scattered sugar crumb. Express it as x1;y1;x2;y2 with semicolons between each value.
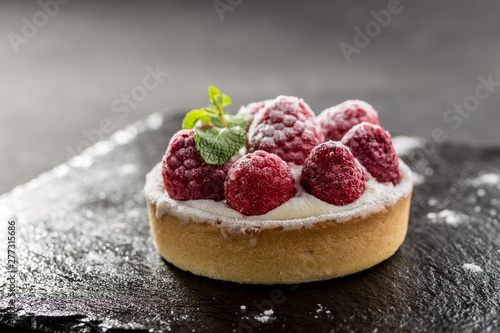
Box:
109;222;127;230
466;196;478;205
145;112;165;130
240;305;246;310
392;136;424;156
127;208;141;218
474;206;481;213
112;127;139;145
469;173;500;188
427;209;464;226
254;309;274;324
61;113;164;173
85;251;105;265
462;263;483;273
428;198;437;206
412;172;424;186
477;189;486;197
477;173;500;185
119;163;139;176
314;303;331;316
69;155;93;169
52;164;70;178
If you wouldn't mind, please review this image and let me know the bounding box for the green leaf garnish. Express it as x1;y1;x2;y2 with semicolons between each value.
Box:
221;93;231;107
208;113;223;128
224;114;250;129
194;127;246;165
208;86;220;106
182;109;211;129
205;105;219;113
182;85;246;165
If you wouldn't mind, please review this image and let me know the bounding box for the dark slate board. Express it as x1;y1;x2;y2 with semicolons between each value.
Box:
1;112;500;333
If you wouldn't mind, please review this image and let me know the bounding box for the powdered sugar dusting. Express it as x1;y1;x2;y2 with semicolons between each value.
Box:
426;210;465;226
412;172;425;186
392;136;424;156
247;95;323;165
468;173;500;189
462;263;483;273
341;122;368;142
253;309;275;324
4;112;165;201
317;100;379;141
237;99;273;118
144;159;413;233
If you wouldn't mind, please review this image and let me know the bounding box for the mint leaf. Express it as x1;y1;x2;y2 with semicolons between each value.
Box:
221;93;231;107
208;114;223;128
208;86;220;106
188;86;244;164
183;109;211;129
205;105;219;113
224;114;250;129
194;127;246;165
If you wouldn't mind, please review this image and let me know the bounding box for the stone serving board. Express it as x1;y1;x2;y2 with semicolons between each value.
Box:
1;112;499;332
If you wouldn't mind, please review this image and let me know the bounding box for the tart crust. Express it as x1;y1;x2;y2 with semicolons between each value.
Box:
146;188;412;284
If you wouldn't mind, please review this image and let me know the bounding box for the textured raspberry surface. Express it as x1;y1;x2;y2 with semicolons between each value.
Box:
162;129;233;201
301;141;366;206
317;100;379;141
247;95;324;165
224;150;296;216
237;99;272;125
342;122;401;185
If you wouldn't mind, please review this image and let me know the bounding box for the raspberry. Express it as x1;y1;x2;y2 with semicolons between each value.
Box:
162;129;233;201
224;151;296;216
341;122;401;185
247;96;324;165
237;99;272;125
317;100;379;141
301;141;366;206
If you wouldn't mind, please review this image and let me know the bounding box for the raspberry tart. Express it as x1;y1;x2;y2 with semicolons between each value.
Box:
144;87;413;284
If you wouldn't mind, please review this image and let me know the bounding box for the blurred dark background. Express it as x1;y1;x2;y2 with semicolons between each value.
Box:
1;0;499;194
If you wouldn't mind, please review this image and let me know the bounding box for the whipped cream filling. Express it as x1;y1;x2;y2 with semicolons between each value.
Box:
144;160;413;233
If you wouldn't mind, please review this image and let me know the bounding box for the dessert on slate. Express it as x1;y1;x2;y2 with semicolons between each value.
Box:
144;86;413;284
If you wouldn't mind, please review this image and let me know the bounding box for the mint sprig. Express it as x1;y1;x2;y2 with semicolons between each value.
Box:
182;86;250;165
194;127;246;165
224;113;250;128
182;109;211;130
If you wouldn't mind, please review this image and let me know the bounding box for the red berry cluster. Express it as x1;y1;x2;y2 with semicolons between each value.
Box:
162;96;401;216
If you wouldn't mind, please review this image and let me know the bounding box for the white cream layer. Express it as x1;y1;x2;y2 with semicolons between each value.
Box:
144;160;413;233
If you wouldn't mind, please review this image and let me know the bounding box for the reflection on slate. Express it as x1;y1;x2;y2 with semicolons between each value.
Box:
1;111;499;332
